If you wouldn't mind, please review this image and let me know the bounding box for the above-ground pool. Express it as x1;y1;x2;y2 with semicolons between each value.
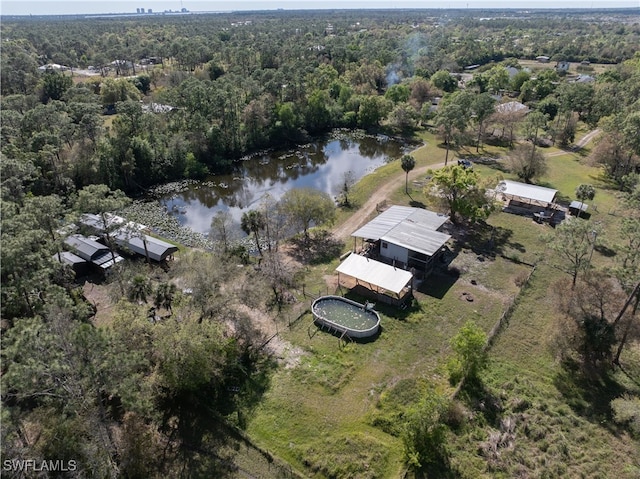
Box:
312;295;381;339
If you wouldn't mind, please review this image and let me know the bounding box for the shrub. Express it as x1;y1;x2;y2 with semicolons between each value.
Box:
611;395;640;437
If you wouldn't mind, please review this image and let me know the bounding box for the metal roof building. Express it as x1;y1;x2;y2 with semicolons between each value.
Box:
64;234;124;269
336;253;413;296
114;232;178;262
351;206;449;241
496;180;557;206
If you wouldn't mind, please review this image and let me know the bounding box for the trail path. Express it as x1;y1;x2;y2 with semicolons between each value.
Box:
331;161;445;243
331;128;601;243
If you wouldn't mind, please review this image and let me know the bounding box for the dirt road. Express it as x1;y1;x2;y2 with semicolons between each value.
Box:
331;161;446;243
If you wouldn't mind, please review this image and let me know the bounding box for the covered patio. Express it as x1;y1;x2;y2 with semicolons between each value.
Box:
336;253;413;306
496;180;564;225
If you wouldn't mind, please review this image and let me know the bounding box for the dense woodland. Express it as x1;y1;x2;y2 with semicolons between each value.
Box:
1;8;640;478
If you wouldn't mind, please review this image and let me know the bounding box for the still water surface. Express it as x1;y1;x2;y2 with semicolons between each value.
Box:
155;131;411;234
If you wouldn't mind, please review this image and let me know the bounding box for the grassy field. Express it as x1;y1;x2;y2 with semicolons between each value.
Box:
240;130;640;478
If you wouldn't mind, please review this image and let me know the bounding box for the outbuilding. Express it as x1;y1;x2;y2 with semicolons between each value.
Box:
114;232;178;262
64;234;124;270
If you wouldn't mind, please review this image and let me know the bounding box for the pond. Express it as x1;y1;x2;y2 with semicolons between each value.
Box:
151;130;412;235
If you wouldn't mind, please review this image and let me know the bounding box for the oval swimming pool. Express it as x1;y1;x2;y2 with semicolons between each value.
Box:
311;295;381;339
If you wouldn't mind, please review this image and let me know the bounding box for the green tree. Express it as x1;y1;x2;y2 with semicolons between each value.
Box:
40;70;73;103
154;318;226;394
100;78;141;107
431;70;457;93
154;282;177;315
508;143;548;184
486;65;511;94
357;95;390;128
385;84;410;103
448;320;488;383
128;274;152;303
425;165;493;224
575;184;596;218
305;89;334;133
401;154;416;194
280;188;336;241
403;389;449;472
548;219;601;287
210;210;234;253
472;92;496;152
337;170;356;208
556;272;623;367
434;100;466;165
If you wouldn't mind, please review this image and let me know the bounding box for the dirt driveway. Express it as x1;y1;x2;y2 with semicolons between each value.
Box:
331;161;446;242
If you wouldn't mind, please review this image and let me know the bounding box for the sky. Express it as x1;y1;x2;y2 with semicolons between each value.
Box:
1;0;638;15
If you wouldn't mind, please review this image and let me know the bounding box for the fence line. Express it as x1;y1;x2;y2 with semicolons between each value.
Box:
452;265;537;399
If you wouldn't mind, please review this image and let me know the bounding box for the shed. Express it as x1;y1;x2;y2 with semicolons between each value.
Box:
114;232;178;261
53;251;89;275
569;200;589;216
496;180;557;207
64;234;124;270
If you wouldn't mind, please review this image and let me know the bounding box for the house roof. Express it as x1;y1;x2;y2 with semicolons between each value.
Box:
336;253;413;295
497;180;557;205
53;251;87;266
351;206;450;258
80;213;125;233
64;234;109;261
64;234;124;269
114;232;178;261
496;101;529;114
382;222;452;258
351;206;448;241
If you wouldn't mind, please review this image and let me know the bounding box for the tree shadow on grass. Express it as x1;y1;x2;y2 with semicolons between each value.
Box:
289;230;344;265
472;156;509;173
553;357;625;428
156;350;277;477
342;286;422;321
414;457;461;479
465;221;525;258
457;377;504;429
417;268;459;299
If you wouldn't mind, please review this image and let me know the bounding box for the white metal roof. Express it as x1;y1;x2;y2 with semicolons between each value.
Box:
336;253;413;295
351;206;448;241
382;223;452;257
495;101;529;114
497;180;557;205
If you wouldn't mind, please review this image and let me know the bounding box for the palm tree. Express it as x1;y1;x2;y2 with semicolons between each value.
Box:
154;282;177;315
128;274;152;304
241;209;266;256
401;154;416;194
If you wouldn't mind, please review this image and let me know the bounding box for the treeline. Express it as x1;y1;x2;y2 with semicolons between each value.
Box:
2;10;640;198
